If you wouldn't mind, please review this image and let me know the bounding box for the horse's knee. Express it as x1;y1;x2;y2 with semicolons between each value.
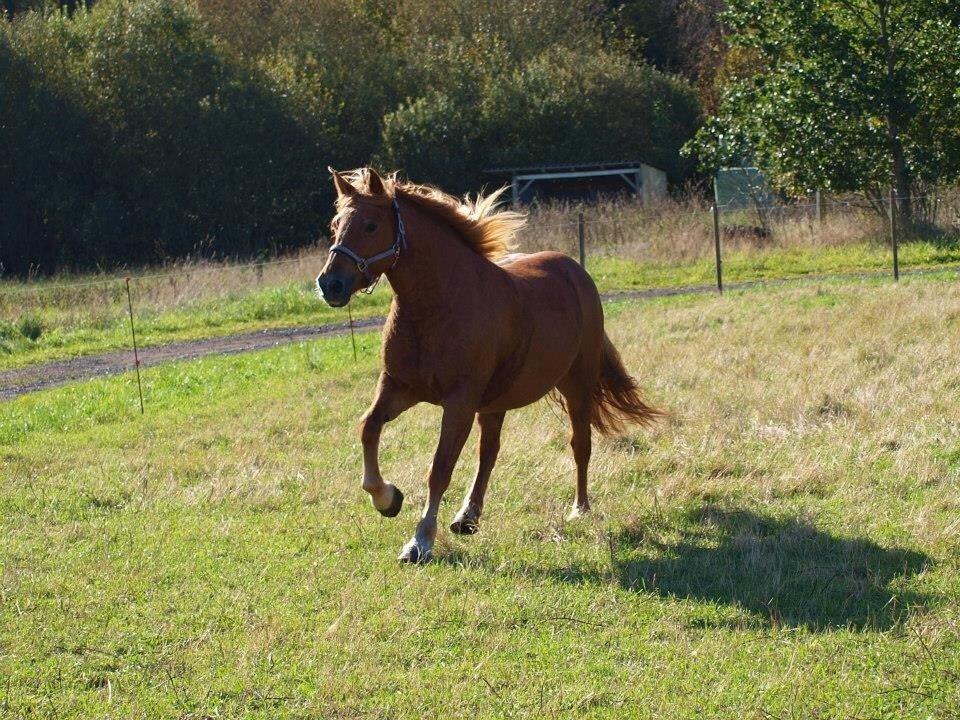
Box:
570;429;591;461
483;438;501;460
359;413;381;446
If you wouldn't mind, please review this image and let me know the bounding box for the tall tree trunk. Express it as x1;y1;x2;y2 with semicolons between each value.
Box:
881;1;912;223
887;121;913;224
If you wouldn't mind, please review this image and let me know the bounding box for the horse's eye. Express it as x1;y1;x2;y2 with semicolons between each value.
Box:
364;220;377;234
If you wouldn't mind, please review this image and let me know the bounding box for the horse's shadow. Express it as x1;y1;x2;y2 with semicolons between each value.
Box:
452;505;934;631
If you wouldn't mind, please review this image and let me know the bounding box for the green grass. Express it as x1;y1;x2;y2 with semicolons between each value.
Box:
4;238;959;372
1;239;957;372
0;280;392;370
589;238;960;292
2;274;959;717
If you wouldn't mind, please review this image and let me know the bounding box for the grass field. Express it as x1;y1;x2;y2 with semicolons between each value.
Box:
3;190;959;371
3;237;960;371
2;274;959;718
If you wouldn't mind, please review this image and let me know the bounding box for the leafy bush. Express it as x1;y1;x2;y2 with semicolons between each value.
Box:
2;0;333;274
382;47;700;192
1;0;702;275
482;48;700;181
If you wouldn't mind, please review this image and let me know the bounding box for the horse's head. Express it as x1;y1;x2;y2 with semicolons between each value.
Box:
316;167;398;307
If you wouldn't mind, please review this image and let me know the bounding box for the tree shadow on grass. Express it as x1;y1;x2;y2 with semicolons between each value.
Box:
542;505;933;631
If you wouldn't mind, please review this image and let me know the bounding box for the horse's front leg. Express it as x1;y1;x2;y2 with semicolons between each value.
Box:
399;394;477;564
360;373;418;517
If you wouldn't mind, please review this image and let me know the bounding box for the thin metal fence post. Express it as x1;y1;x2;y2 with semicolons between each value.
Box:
125;277;145;414
712;204;723;293
815;190;822;225
889;187;899;282
578;212;586;269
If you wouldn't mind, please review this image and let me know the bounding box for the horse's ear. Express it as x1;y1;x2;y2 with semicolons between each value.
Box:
367;168;386;196
329;167;357;199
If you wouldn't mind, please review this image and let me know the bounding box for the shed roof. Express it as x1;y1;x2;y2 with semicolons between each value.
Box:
484;160;665;176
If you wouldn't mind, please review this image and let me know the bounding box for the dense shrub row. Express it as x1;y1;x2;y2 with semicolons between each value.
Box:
1;0;701;274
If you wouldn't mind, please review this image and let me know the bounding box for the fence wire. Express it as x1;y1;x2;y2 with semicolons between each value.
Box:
2;191;953;299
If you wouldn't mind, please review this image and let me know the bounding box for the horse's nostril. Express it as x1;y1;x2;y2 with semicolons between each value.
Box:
328;278;344;295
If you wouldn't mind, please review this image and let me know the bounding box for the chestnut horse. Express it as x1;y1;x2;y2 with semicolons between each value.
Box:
316;168;660;563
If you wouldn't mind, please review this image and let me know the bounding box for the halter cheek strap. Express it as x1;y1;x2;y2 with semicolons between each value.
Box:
329;198;407;294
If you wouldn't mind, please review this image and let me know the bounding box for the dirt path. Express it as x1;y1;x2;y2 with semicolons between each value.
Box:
1;269;950;401
1;284;707;401
0;317;386;401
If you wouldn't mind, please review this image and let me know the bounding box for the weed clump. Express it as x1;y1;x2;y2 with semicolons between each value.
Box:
17;315;44;341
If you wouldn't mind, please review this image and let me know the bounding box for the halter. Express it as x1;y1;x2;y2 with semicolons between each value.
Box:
329;198;407;294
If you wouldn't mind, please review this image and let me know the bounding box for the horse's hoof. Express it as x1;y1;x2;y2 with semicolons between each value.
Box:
566;505;590;521
450;515;479;535
397;540;432;564
377;486;404;518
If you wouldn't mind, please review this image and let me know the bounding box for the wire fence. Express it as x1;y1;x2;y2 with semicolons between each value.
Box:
1;191;953;297
2;189;959;408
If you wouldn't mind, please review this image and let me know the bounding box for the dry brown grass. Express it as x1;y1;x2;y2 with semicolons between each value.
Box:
517;195;889;262
0;244;330;325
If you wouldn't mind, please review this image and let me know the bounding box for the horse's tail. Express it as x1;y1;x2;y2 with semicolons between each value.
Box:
591;333;664;436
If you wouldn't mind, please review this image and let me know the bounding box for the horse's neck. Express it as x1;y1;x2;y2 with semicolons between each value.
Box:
385;203;490;314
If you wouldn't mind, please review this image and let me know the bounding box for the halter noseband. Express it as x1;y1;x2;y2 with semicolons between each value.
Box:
328;198;407;294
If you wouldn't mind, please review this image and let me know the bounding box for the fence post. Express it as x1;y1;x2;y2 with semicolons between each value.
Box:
888;186;899;282
577;212;586;269
712;203;723;293
815;190;823;225
125;278;145;414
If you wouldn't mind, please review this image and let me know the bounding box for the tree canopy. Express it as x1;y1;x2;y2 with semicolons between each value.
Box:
688;0;960;218
1;0;701;274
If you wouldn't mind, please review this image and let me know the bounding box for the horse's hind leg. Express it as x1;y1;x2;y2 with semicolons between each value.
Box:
360;372;418;517
451;411;506;535
557;377;593;520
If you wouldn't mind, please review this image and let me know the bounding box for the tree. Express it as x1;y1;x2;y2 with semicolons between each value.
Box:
3;0;92;19
2;0;704;274
688;0;960;221
603;0;727;112
380;47;700;193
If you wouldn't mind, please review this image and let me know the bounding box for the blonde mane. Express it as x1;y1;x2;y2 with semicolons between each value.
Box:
334;168;525;260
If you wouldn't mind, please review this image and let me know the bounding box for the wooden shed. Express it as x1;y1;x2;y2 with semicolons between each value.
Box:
484;161;668;206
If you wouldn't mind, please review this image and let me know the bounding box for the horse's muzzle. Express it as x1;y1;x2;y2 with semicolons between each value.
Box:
316;272;352;307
